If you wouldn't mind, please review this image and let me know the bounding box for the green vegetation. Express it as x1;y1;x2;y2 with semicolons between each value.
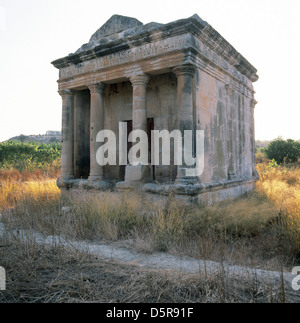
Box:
264;137;300;164
0;141;61;171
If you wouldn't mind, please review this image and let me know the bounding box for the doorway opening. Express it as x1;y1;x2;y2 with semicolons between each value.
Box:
120;118;155;181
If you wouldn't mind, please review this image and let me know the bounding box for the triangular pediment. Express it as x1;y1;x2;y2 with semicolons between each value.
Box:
75;14;144;54
90;14;143;41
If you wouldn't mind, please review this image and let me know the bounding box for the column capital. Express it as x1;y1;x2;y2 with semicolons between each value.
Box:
87;82;105;94
130;73;150;87
172;64;196;77
58;89;76;98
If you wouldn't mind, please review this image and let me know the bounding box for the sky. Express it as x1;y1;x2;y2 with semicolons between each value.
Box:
0;0;299;142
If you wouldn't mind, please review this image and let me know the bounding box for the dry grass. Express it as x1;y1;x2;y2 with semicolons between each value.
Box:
257;164;300;212
0;236;282;303
0;166;60;182
0;168;60;210
0;164;299;302
256;164;300;254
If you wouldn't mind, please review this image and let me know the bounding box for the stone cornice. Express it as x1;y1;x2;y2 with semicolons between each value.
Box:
52;15;258;83
56;35;191;81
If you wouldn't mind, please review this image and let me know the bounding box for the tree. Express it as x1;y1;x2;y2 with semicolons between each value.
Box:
265;137;300;164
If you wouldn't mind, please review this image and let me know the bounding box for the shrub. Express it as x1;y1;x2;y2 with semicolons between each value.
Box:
0;141;61;171
265;138;300;164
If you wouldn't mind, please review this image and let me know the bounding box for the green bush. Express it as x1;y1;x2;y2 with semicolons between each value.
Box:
0;141;61;170
265;138;300;164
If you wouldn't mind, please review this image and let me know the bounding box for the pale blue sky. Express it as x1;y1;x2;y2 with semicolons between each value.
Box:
0;0;299;142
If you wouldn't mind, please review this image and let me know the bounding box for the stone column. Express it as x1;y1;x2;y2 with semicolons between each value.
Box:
124;73;152;184
172;65;197;184
88;82;105;182
130;74;150;132
59;89;75;180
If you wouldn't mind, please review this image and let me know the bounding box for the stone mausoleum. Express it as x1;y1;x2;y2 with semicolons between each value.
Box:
51;14;259;204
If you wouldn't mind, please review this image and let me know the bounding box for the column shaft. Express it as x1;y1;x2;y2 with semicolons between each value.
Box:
59;89;75;180
131;74;150;132
124;73;151;184
173;65;197;183
88;83;105;182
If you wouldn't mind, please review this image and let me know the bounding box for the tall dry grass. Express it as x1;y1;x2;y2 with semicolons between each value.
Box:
257;164;300;212
1;163;299;270
258;163;300;207
0;168;60;210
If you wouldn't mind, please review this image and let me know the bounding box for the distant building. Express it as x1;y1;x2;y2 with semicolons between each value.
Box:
46;131;61;136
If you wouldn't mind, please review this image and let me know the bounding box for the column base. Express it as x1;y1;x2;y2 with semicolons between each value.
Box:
175;167;198;185
116;164;153;191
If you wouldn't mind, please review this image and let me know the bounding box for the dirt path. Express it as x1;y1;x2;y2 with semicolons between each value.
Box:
0;223;299;302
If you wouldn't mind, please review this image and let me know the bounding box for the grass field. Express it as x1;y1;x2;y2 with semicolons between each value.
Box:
0;161;299;302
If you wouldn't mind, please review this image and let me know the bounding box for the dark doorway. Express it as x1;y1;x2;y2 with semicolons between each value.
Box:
120;118;155;181
74;90;90;179
120;120;132;181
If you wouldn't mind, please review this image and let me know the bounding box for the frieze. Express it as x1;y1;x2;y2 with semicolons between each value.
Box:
60;36;188;79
